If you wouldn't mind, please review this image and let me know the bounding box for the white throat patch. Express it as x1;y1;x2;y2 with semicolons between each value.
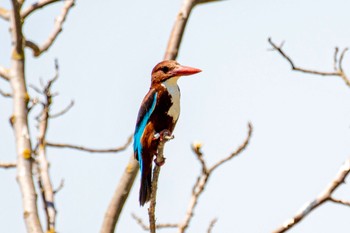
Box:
162;77;180;121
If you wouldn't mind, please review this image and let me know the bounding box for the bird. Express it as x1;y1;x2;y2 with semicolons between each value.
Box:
133;60;201;206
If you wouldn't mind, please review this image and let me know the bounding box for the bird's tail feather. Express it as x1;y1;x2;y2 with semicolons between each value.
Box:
139;169;152;206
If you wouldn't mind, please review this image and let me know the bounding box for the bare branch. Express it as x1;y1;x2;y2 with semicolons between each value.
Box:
178;123;252;233
29;84;44;95
132;213;178;231
333;47;339;71
329;197;350;207
34;70;59;232
0;89;12;98
21;0;61;19
102;0;223;231
164;0;197;60
9;0;43;231
26;0;75;57
272;158;350;233
268;38;339;76
0;161;17;168
268;38;350;87
50;100;74;118
209;122;252;172
100;155;139;233
53;179;64;194
148;134;174;233
207;218;218;233
0;7;10;20
46;135;132;153
338;48;348;73
0;65;10;81
25;40;41;57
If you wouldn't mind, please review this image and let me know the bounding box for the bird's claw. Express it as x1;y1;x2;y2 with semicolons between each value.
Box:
159;129;174;141
154;157;166;166
153;129;174;141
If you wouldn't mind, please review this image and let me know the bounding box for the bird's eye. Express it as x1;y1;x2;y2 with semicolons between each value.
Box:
161;66;169;73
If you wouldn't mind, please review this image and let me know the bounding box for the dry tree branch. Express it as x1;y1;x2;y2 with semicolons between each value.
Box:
268;38;350;87
0;7;10;21
0;161;17;168
207;218;217;233
46;135;132;154
53;179;64;194
272;158;350;233
177;123;252;233
25;0;74;57
101;0;224;232
133;123;252;232
9;0;44;231
0;65;10;81
9;0;43;233
148;134;174;233
329;197;350;207
21;0;61;19
34;62;61;233
131;213;178;231
164;0;223;60
209;123;252;173
0;89;12;98
50;100;74;118
100;155;139;233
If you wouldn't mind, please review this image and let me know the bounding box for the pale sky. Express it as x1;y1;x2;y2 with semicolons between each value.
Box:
1;0;350;232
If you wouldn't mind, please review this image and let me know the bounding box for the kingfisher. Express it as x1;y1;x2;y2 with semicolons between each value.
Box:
133;60;201;206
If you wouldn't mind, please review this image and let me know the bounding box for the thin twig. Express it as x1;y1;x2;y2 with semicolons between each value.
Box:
34;63;62;232
272;158;350;233
0;65;10;81
178;123;252;233
333;47;339;71
268;38;350;87
26;0;75;57
329;197;350;207
209;122;252;173
0;162;17;168
21;0;61;19
207;218;217;233
0;89;12;98
50;100;74;118
46;135;132;153
53;179;64;194
0;7;10;21
132;213;178;231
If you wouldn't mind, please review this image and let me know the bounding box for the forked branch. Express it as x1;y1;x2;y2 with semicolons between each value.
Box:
133;123;253;233
25;0;75;57
272;158;350;233
268;38;350;87
21;0;61;19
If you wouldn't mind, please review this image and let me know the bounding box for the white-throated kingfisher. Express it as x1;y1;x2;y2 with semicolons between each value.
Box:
134;60;201;206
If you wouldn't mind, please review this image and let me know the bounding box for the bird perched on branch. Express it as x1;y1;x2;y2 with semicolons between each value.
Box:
134;60;201;206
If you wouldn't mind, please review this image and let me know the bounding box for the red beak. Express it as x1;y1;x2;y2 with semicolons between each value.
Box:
171;65;202;76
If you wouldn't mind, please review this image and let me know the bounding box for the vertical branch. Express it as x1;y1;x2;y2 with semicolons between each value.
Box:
100;155;139;233
164;0;197;60
9;0;43;232
148;135;173;233
35;62;60;232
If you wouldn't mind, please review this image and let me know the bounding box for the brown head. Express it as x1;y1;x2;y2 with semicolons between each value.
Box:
151;60;201;85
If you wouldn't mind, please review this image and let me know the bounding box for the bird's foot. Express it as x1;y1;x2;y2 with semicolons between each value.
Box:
159;129;174;141
154;157;166;166
153;130;174;141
